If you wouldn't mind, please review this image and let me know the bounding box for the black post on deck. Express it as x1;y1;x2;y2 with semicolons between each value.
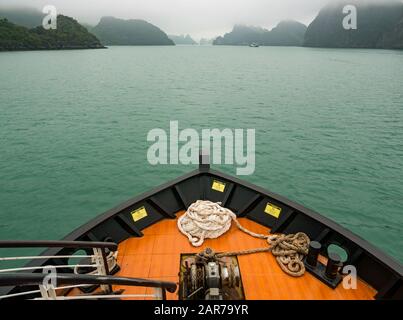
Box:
199;149;210;171
101;248;113;293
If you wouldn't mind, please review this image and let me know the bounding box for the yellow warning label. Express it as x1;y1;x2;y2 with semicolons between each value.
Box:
264;203;282;218
131;206;148;222
212;180;226;192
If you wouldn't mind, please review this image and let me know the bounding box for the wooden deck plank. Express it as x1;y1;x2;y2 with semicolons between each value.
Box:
114;211;376;300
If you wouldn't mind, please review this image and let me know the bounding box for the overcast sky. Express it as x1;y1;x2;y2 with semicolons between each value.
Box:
0;0;397;39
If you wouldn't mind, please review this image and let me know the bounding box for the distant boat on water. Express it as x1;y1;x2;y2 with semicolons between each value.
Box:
249;42;260;47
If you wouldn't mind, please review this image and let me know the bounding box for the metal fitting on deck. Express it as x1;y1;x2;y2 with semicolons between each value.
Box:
306;241;321;268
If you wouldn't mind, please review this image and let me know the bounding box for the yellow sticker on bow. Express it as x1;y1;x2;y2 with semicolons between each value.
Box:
264;203;282;218
212;180;226;192
131;206;148;222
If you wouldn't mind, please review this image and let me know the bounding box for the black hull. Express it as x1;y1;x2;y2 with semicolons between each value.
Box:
2;164;402;299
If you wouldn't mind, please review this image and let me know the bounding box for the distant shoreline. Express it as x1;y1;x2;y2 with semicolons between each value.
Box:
2;45;403;53
0;46;107;52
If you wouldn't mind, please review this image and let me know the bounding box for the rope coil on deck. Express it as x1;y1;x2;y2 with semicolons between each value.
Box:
178;200;310;277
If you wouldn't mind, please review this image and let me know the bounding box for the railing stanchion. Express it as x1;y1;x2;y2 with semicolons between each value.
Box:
154;287;164;300
39;284;57;300
93;248;110;293
0;273;177;300
0;240;177;300
101;248;110;275
101;247;113;293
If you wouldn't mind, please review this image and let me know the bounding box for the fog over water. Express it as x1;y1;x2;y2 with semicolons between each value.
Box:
1;0;399;39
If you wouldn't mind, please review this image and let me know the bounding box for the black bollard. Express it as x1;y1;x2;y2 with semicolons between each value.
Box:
306;241;322;267
325;252;342;280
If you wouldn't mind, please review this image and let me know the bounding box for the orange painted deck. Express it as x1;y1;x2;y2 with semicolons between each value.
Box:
114;212;376;300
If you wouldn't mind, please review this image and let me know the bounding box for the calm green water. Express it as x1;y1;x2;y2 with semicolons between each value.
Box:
0;46;402;262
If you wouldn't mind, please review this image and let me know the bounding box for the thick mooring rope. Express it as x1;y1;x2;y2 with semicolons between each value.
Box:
178;200;310;277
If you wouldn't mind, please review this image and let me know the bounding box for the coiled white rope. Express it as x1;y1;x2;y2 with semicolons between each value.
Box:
178;200;310;277
178;200;238;247
178;200;277;246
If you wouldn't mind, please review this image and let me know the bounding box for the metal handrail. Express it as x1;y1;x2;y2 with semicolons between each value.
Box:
0;264;102;273
0;273;177;300
0;240;120;294
0;273;176;292
0;240;118;275
0;240;117;251
0;255;92;261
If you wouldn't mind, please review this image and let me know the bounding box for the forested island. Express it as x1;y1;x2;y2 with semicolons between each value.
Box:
0;15;104;51
91;17;174;46
169;34;197;45
212;1;403;49
304;0;403;49
213;21;307;46
0;9;175;50
1;1;403;51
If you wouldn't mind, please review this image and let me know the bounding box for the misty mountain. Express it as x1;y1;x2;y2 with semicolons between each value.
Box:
169;34;197;45
0;7;43;28
0;15;104;51
213;20;307;46
214;25;265;46
80;22;95;30
378;16;403;49
304;0;403;49
199;37;215;45
91;16;174;45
